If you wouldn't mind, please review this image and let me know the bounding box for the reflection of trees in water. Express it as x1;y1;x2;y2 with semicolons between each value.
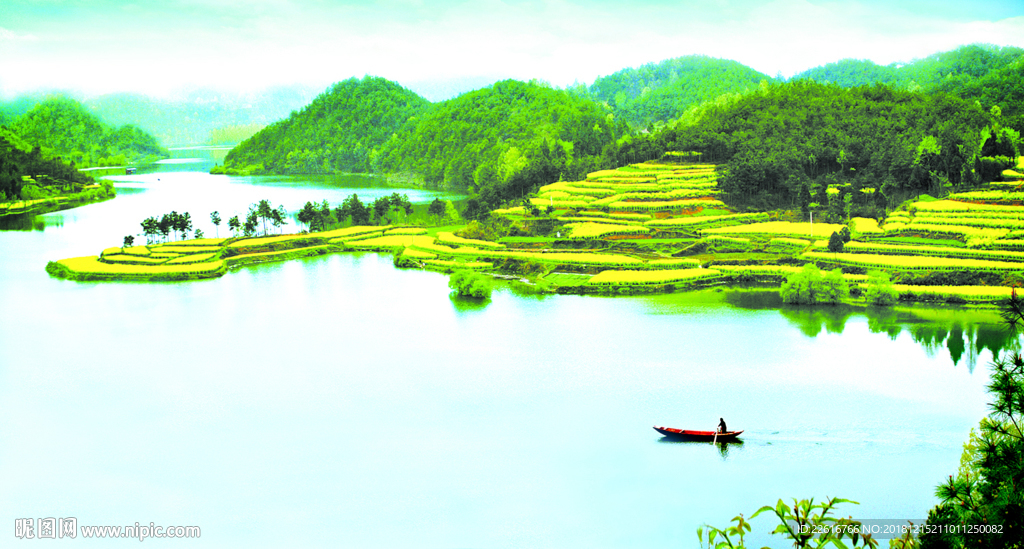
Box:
904;322;1015;372
777;305;858;338
756;294;1022;370
0;213;46;231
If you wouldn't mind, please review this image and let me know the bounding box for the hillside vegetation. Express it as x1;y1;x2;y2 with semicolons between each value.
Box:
10;96;166;168
584;55;772;128
375;79;621;193
219;77;430;175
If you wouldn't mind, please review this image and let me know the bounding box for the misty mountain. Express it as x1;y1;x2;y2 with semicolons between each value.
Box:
84;86;319;147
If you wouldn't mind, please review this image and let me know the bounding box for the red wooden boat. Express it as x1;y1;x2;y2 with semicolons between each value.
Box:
654;426;743;441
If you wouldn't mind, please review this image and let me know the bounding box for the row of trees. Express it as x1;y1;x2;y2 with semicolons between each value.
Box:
297;192;442;231
137;200;290;244
140;211;193;243
133;193;455;245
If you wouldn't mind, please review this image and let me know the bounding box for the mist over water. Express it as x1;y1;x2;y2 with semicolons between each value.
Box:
0;158;1017;547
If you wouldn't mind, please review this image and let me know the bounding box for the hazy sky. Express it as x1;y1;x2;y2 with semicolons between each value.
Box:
1;0;1023;100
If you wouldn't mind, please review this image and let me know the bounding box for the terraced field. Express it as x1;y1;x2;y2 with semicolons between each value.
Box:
47;159;1024;303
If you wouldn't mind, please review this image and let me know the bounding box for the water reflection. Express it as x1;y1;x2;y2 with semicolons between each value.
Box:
723;289;1021;370
449;294;491;312
656;438;745;461
0;213;46;231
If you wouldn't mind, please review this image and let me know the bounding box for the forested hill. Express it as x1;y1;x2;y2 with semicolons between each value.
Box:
0;127;95;201
219;77;430;175
375;80;621;197
10;96;166;168
585;55;772;128
625;81;1017;214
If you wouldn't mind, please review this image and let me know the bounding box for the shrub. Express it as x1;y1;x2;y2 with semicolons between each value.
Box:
781;264;848;305
448;270;492;299
864;270;897;306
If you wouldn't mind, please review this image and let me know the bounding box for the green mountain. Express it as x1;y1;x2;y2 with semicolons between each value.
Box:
791;44;1024;91
374;79;621;197
220;76;430;175
11;96;166;168
630;81;1011;212
935;55;1024;134
586;55;773;127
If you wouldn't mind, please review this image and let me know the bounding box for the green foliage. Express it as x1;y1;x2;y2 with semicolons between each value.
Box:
10;95;166;167
699;497;879;549
0;129;95;200
447;270;492;299
586;55;772;128
922;292;1024;548
376;79;620;200
864;270;898;306
828;231;845;253
335;194;371;226
781;264;849;305
792;44;1024;94
658;81;991;210
222;76;429;174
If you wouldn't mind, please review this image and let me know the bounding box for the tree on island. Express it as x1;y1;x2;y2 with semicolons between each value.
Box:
256;200;273;235
270;205;285;234
427;198;445;223
176;212;192;240
122;235;134;251
780;264;848;305
228;215;240;236
243;209;258;236
335;194;371;226
210;211;221;237
297;201;317;231
448;270;492;299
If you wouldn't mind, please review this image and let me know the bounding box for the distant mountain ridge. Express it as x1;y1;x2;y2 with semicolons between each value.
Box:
85;86;318;147
789;44;1024;90
10;96;166;168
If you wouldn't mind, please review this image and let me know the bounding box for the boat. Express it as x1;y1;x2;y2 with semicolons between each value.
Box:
653;426;743;441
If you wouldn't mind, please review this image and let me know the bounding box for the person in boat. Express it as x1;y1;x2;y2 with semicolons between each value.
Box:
718;418;727;433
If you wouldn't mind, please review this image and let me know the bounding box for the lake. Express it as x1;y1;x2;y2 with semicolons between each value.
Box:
0;157;1018;547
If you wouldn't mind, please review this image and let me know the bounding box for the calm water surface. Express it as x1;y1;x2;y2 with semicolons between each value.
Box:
0;160;1018;548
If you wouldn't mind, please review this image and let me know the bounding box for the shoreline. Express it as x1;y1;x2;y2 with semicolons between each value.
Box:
44;226;1012;308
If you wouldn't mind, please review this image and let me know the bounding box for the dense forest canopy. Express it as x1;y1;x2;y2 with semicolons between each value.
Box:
584;55;773;128
638;81;1017;214
375;79;622;193
9;96;166;168
220;76;430;175
0;126;95;201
